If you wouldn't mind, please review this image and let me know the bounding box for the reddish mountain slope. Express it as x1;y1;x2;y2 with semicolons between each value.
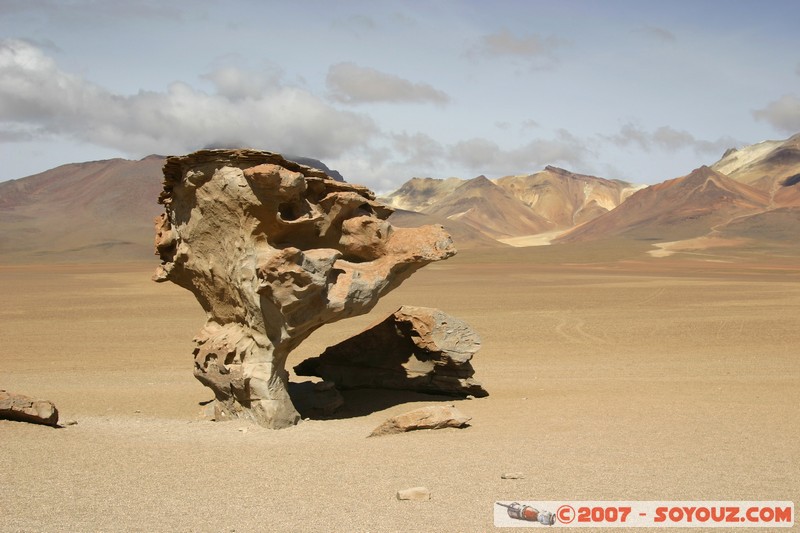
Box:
0;153;346;262
0;156;166;262
556;166;770;243
424;176;556;239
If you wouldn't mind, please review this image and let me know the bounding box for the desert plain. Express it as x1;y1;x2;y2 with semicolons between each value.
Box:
1;245;798;532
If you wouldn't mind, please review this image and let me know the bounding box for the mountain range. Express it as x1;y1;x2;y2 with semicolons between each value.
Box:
384;134;800;257
0;135;798;263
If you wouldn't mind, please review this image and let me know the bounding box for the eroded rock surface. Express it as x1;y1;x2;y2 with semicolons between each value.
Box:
294;306;487;397
0;390;59;427
154;149;455;428
369;405;471;437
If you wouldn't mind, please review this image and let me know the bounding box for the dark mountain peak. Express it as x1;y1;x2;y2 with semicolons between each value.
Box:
284;155;345;182
544;165;571;175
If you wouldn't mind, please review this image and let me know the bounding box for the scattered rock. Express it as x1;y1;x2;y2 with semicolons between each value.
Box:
369;405;471;437
154;149;455;429
501;472;525;479
62;419;78;427
295;306;487;398
0;390;59;427
397;487;431;501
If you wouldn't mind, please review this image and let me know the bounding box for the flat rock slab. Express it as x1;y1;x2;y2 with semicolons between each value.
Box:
369;405;471;437
295;306;488;398
0;390;59;427
397;487;431;501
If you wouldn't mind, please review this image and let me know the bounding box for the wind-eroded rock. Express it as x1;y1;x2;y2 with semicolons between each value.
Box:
294;306;487;397
154;149;455;428
369;405;471;437
0;390;59;427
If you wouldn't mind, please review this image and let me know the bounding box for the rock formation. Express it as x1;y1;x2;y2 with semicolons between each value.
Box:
154;149;455;428
369;405;471;437
294;306;487;397
0;390;59;427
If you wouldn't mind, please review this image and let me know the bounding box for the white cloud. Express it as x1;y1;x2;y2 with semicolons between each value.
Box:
607;123;737;154
391;132;444;166
0;39;377;159
200;64;283;101
753;94;800;133
326;62;449;105
448;130;588;175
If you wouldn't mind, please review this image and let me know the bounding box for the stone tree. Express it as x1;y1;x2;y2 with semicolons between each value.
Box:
153;149;455;428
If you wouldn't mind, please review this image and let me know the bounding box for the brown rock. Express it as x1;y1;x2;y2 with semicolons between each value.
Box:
294;306;487;397
154;149;455;428
369;405;471;437
0;390;59;427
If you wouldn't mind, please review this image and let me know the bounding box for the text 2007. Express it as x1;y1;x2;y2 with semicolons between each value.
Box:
577;506;632;523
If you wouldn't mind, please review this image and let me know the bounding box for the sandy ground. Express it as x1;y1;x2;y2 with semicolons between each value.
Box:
1;252;798;532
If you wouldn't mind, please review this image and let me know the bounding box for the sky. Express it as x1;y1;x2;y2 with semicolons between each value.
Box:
1;0;799;193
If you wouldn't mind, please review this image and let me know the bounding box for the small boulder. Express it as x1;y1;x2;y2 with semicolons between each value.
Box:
0;390;59;427
397;487;431;501
501;472;525;479
369;405;470;437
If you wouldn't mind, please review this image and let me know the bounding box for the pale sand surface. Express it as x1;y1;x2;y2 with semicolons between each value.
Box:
1;253;798;532
497;230;567;247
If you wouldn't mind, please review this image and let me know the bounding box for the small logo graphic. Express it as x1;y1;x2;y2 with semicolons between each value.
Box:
496;502;556;525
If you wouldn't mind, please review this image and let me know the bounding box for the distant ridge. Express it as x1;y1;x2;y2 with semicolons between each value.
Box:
0;152;347;263
0;156;165;262
494;165;640;228
424;175;556;239
382;165;641;246
2;134;798;263
711;133;800;194
555;166;770;243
